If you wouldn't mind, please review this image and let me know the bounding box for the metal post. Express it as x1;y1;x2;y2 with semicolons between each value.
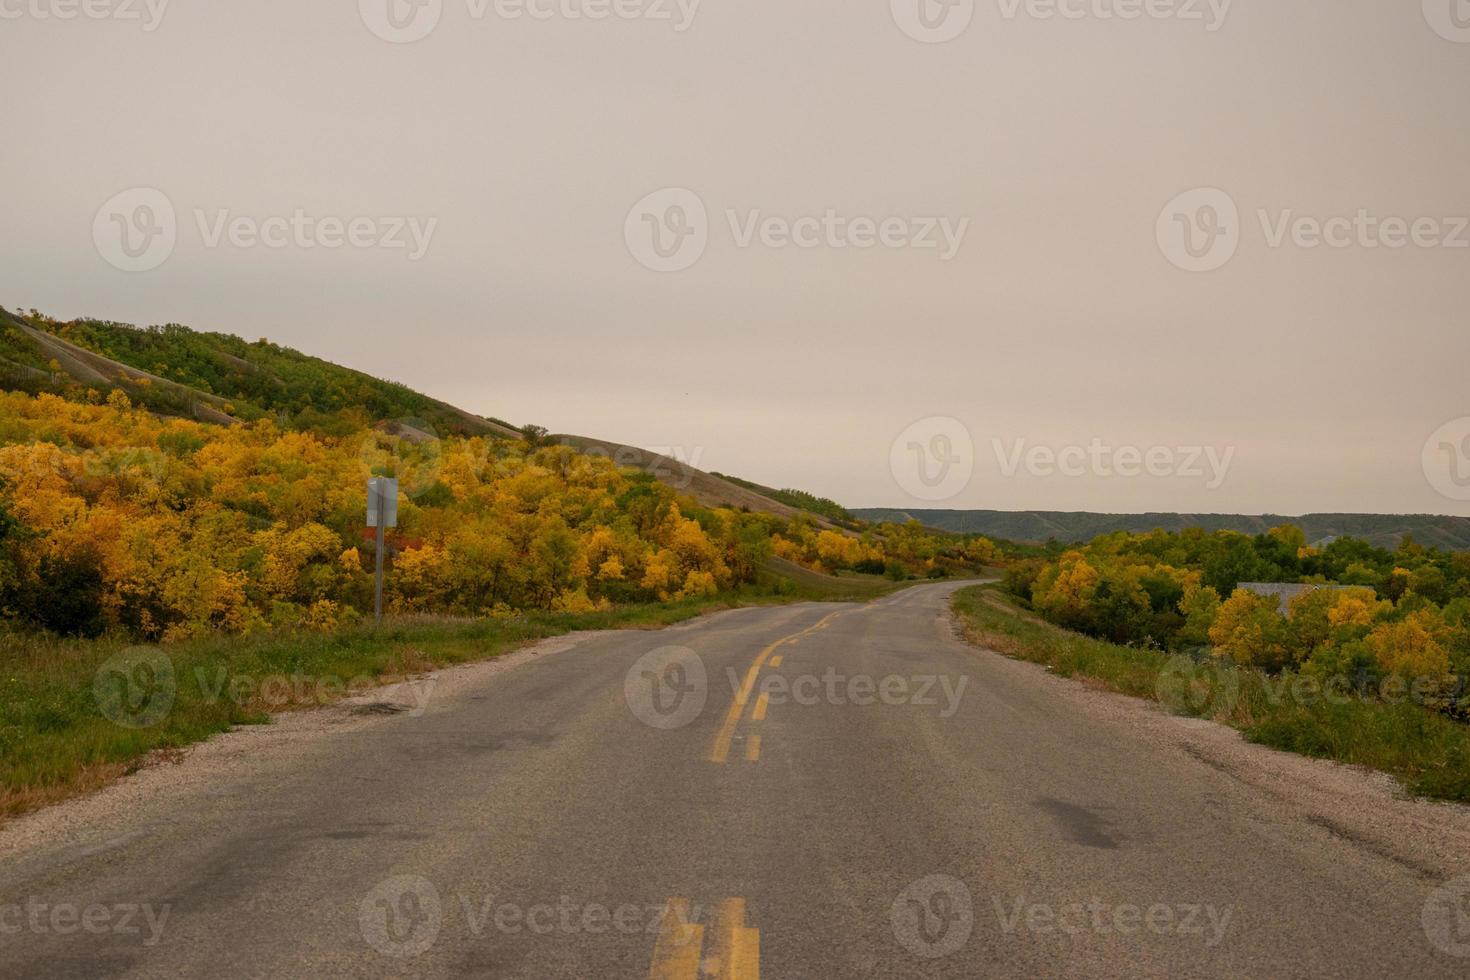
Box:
373;480;385;625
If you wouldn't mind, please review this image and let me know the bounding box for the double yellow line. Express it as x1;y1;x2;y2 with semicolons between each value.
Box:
648;898;759;980
707;610;842;764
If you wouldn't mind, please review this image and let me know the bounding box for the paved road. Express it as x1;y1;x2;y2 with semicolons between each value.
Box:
2;582;1466;978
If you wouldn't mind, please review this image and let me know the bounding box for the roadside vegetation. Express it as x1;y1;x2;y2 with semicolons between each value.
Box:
953;526;1470;801
1002;527;1470;720
0;316;1001;820
2;564;912;823
0;387;996;641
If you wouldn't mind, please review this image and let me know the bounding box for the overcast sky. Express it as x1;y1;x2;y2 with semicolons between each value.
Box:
5;1;1469;516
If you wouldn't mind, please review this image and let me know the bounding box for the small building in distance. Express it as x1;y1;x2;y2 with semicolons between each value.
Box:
1236;582;1370;616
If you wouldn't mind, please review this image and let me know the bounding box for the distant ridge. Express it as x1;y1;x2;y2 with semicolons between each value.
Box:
851;509;1470;551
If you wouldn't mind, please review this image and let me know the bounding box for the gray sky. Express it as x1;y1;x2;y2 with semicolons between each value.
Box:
5;0;1469;516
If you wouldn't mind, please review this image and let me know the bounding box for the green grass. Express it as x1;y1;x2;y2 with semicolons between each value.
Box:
0;568;908;822
951;585;1470;803
759;557;906;598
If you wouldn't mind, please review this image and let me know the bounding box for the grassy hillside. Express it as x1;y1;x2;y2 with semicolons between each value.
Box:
1;308;517;438
855;508;1470;551
1;309;834;521
710;473;856;526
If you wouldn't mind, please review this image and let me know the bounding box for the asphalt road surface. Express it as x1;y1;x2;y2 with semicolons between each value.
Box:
3;581;1467;978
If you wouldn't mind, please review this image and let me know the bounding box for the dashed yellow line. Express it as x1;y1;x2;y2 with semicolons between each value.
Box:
751;692;770;722
768;655;783;668
707;609;842;764
708;638;782;764
745;735;762;761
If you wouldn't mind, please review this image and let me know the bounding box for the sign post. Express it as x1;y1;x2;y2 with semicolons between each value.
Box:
367;477;398;624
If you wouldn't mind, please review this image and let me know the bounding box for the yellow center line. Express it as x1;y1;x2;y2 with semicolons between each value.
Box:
751;692;770;722
745;735;762;761
767;654;782;668
707;609;843;763
709;898;760;980
647;898;759;980
648;899;704;980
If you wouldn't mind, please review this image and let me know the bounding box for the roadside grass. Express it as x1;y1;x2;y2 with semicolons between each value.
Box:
1;567;909;823
951;585;1470;804
760;556;901;597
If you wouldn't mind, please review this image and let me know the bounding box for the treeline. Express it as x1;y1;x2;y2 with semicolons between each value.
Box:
709;472;855;525
0;390;989;641
1004;527;1470;715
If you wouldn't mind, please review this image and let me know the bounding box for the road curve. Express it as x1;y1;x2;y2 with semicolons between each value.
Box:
2;581;1468;978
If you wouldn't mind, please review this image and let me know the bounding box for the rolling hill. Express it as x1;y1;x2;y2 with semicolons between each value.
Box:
0;308;821;521
0;307;518;438
852;508;1470;551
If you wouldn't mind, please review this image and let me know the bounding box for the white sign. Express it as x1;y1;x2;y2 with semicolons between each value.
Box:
367;477;399;528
